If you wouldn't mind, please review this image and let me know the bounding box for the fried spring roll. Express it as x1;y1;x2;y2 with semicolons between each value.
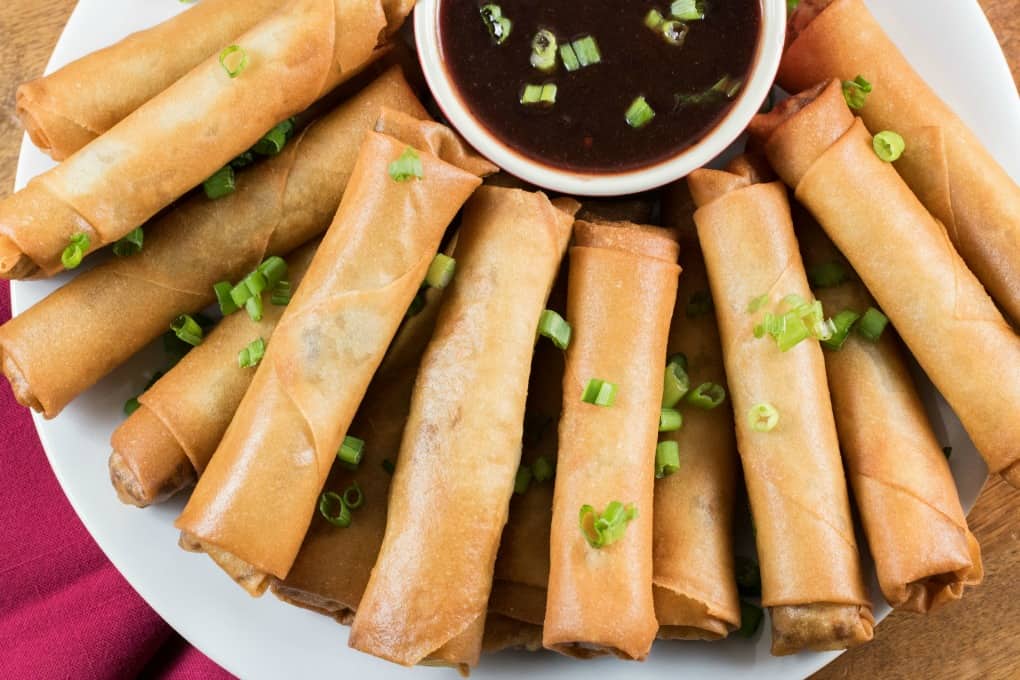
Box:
544;221;679;660
797;220;982;612
654;185;740;640
482;615;544;654
0;67;426;418
780;0;1020;324
175;118;488;596
750;80;1020;488
109;242;319;507
0;0;414;279
688;160;873;655
16;0;280;160
350;187;575;672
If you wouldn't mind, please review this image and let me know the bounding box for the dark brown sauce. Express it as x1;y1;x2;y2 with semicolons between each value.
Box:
439;0;762;172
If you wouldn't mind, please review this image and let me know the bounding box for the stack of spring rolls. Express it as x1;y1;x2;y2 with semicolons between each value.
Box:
3;0;1014;671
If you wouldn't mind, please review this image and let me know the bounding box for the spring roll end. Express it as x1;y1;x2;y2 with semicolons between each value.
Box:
769;603;874;655
999;461;1020;489
0;237;38;280
653;586;736;640
270;583;356;625
14;84;85;161
1;350;45;415
178;531;272;597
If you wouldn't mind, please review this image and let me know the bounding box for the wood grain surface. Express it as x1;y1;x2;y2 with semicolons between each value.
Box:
1;1;1018;679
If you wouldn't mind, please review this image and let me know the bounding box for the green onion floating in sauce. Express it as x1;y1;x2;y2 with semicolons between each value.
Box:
659;407;683;432
841;75;872;110
807;261;849;288
112;228;143;257
479;4;512;45
61;232;90;270
662;356;690;408
572;36;602;67
579;501;638;548
655;441;680;479
520;83;557;107
171;314;204;347
659;20;689;47
343;481;364;510
670;0;705;20
238;337;266;368
530;29;557;72
873;131;905;162
388;147;423;182
337;435;365;469
644;8;665;30
857;306;889;341
426;254;456;289
674;75;743;111
514;466;532;495
219;45;249;78
737;600;764;637
537;309;572;349
318;491;352;528
559;44;580;72
253;118;295;156
532;455;555;482
821;309;861;350
270;280;291;306
581;378;617;407
625;96;655;129
686;289;714;317
203;165;236;199
687;382;726;409
748;402;779;432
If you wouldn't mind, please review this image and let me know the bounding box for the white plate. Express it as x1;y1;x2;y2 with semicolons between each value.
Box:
11;1;1019;678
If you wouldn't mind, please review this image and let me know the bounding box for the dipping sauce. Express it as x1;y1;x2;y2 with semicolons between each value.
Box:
439;0;761;172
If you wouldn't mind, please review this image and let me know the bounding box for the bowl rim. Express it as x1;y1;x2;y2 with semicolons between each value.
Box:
414;0;787;196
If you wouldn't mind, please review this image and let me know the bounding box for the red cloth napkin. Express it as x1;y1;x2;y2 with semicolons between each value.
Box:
0;281;234;680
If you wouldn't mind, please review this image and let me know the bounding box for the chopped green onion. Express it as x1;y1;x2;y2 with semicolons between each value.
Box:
655;441;681;479
171;314;204;347
670;0;705;20
530;29;557;71
532;455;555;482
686;289;713;317
61;232;90;269
674;75;742;110
337;435;365;469
579;501;638;548
687;382;726;409
581;378;617;407
943;446;952;459
112;228;143;257
873;130;905;162
253;118;295;156
318;491;352;528
667;352;688;372
659;20;689;46
426;254;456;289
776;313;810;351
203;165;236;199
644;8;665;29
381;458;396;475
388;147;423;182
537;309;572;349
230;150;256;169
514;466;533;495
841;75;872;110
219;45;249;78
736;600;764;638
813;317;837;342
123;397;141;416
572;35;602;67
662;359;690;408
343;481;364;510
734;556;761;597
625;96;655;129
857;306;889;341
808;261;849;288
748;403;779;432
270;280;291;306
559;44;580;71
520;83;557;106
659;408;683;432
821;309;861;350
747;294;769;313
245;291;264;321
238;337;266;368
258;256;288;288
480;4;512;45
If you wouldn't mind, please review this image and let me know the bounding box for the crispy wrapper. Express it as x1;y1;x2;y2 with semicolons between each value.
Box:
350;187;575;672
175;121;485;595
797;220;982;612
482;615;544;654
780;0;1020;324
0;67;427;418
750;79;1020;488
109;242;319;507
0;0;414;279
655;185;741;640
689;160;873;655
543;221;679;660
16;0;280;160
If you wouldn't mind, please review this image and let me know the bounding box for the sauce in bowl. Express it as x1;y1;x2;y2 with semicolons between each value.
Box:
439;0;762;173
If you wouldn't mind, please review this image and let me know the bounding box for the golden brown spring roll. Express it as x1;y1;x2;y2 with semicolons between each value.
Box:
350;187;575;672
688;160;873;655
780;0;1020;324
0;0;413;279
109;242;320;507
751;79;1020;488
544;221;679;660
654;186;740;640
797;219;982;612
175;120;487;596
16;0;280;160
0;67;426;419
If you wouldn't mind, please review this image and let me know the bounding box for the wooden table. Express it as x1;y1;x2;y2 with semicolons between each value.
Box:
1;1;1018;678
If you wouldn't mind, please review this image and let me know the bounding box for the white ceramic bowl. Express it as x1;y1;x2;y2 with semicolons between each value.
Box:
414;0;786;196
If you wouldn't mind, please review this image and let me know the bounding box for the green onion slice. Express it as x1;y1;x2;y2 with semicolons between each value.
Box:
674;75;742;110
171;314;204;347
253;118;295;156
808;261;849;288
662;359;690;408
841;75;872;110
318;491;352;528
821;309;862;350
660;20;689;46
873;130;905;162
671;0;705;20
480;4;512;45
343;481;364;510
219;45;249;78
748;402;779;432
659;407;683;432
532;455;555;482
203;165;236;199
112;228;144;257
514;466;533;495
258;256;288;288
537;309;571;349
124;397;141;416
530;29;557;71
655;441;681;479
245;291;264;321
644;8;665;29
625;96;655;129
572;35;602;67
61;232;90;270
520;83;557;106
238;337;266;368
857;306;889;341
388;146;423;182
337;435;365;469
737;600;764;638
559;43;580;71
667;352;688;372
426;254;456;289
270;280;291;306
687;381;726;409
734;556;762;597
230;150;256;169
747;293;769;313
579;501;638;548
581;378;617;407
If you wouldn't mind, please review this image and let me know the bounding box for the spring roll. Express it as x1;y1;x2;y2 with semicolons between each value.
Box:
797;219;982;612
16;0;280;160
750;79;1020;488
175;118;488;596
0;67;427;419
779;0;1020;324
482;615;544;654
688;159;873;655
349;187;575;672
544;221;679;660
0;0;414;280
109;242;320;507
654;185;740;640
